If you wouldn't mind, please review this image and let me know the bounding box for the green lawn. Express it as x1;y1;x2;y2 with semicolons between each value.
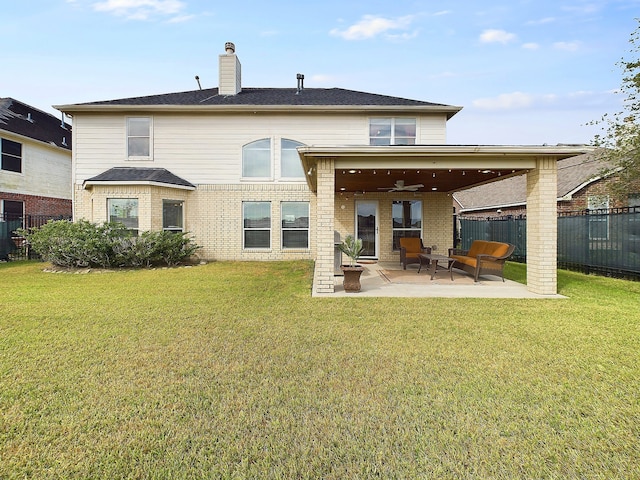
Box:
1;260;639;479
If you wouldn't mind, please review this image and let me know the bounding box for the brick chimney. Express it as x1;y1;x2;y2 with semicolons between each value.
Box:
219;42;241;95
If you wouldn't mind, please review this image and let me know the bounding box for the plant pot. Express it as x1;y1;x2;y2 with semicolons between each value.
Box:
340;265;364;293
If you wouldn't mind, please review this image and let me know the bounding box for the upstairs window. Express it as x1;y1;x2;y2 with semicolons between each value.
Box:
280;139;305;178
242;139;271;178
369;118;416;145
127;117;151;159
1;138;22;173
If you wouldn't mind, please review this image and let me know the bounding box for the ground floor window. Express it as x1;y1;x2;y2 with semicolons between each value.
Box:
1;199;24;220
392;200;422;250
108;198;139;234
163;200;183;233
243;201;271;248
281;202;309;249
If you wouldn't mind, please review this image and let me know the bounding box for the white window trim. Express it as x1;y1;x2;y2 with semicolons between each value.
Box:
242;201;272;250
162;199;184;233
241;138;273;181
369;117;417;145
281;201;310;250
107;198;139;234
279;139;306;181
126;117;153;161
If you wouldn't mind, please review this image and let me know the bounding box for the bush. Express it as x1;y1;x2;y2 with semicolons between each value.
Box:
18;220;201;268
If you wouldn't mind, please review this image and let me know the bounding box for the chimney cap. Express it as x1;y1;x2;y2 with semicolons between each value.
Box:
225;42;235;54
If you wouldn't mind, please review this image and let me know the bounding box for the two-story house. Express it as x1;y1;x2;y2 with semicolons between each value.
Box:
56;43;588;295
1;98;72;221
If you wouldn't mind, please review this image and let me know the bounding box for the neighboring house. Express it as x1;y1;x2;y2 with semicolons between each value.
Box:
56;42;588;295
453;151;637;218
1;97;72;220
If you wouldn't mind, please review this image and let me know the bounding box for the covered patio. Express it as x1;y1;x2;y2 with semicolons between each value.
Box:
299;144;591;296
312;261;566;298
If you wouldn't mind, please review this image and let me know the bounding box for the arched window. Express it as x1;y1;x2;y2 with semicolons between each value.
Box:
280;139;305;178
242;139;271;178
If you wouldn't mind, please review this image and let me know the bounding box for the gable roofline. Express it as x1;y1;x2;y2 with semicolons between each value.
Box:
558;165;624;201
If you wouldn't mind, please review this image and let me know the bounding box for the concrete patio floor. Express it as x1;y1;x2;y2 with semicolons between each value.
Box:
313;261;566;299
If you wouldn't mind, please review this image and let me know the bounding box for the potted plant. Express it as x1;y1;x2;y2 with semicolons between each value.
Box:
338;234;365;292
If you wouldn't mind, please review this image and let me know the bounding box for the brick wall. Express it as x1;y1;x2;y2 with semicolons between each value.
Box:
0;191;72;217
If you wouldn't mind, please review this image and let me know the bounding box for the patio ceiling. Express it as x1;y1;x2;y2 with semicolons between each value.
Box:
298;145;593;194
334;167;522;194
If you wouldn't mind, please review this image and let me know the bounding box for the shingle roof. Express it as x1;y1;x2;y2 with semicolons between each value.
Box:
454;151;614;211
85;167;195;189
59;87;461;117
0;97;72;150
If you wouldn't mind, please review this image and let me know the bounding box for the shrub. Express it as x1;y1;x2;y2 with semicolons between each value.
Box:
18;220;200;268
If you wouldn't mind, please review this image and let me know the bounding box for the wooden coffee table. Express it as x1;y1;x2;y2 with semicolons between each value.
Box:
417;253;456;280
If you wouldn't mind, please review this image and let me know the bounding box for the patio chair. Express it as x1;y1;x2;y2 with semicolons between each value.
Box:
399;237;431;270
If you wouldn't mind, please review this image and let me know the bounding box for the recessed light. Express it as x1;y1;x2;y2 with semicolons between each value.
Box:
348;169;357;174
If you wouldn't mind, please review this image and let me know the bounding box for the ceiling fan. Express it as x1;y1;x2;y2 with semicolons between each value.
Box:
377;180;424;192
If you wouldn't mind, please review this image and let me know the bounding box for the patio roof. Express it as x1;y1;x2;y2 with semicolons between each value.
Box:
299;144;593;193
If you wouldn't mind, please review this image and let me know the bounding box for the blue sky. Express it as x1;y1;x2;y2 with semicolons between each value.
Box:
3;0;638;144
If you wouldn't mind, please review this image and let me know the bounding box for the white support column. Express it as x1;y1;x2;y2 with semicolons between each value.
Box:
526;157;558;295
314;158;336;294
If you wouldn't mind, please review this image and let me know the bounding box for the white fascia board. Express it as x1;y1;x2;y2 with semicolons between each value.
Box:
83;180;195;190
54;104;463;117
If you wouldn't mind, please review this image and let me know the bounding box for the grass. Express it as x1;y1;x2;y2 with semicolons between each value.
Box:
1;260;639;479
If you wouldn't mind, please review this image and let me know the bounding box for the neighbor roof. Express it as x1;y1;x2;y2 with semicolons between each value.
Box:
453;151;615;211
84;167;195;190
55;87;462;118
0;97;71;150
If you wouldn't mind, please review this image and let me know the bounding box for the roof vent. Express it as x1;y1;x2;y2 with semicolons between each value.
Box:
26;112;34;123
62;137;67;147
296;73;304;94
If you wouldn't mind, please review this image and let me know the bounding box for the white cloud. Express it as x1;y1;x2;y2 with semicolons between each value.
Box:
479;29;517;44
522;42;539;50
92;0;186;20
330;14;416;40
526;17;556;25
553;41;581;52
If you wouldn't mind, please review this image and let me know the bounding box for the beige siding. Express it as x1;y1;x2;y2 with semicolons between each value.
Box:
73;112;449;185
0;134;71;199
72;110;450;264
